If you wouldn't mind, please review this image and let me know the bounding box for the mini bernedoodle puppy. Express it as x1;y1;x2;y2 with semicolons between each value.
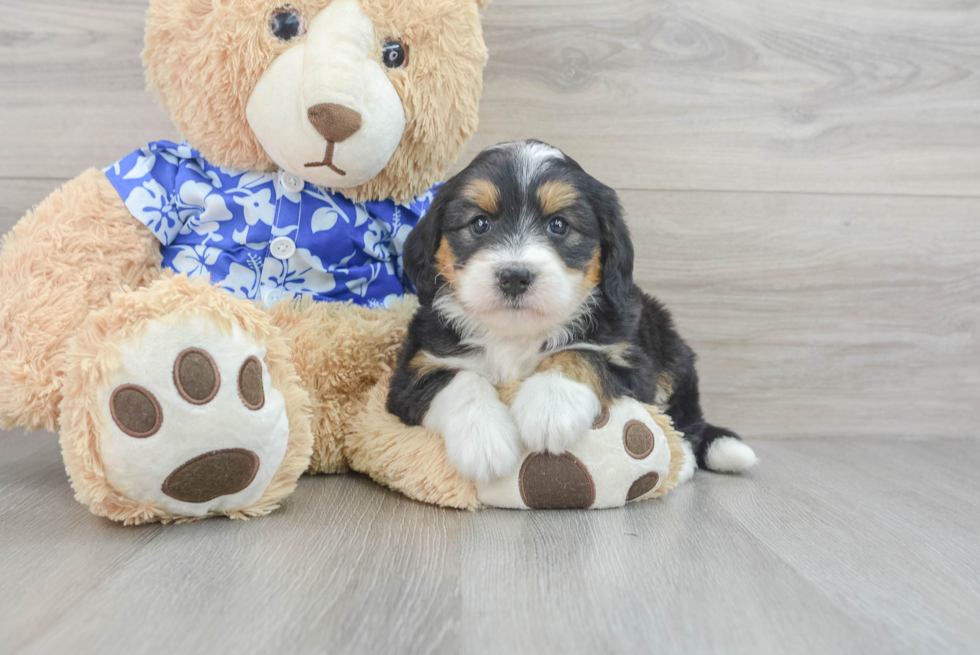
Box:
387;140;757;482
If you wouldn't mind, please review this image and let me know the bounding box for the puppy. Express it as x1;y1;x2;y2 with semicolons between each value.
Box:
387;140;757;482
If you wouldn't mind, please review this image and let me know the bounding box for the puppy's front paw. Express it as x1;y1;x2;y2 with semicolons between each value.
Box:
424;371;521;482
511;372;602;454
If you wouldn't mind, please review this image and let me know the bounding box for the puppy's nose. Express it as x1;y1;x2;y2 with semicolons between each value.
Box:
497;267;534;298
307;103;362;143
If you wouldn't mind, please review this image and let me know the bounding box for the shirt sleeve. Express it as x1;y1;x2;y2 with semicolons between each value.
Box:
104;141;194;246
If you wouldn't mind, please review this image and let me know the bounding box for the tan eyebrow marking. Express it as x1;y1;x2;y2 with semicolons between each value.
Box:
538;180;579;216
462;179;500;214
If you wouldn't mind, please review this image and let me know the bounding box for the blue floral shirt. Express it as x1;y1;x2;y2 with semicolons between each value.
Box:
105;141;433;308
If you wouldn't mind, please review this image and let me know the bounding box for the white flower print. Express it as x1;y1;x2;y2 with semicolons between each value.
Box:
261;251;336;296
124;179;178;242
234;188;276;227
176;181;233;239
171;244;221;278
311;207;347;233
216;261;260;300
122;150;157;180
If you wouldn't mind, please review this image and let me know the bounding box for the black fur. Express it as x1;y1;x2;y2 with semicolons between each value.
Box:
388;140;743;471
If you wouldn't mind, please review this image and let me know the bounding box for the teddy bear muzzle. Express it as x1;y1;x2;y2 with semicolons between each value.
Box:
246;0;406;191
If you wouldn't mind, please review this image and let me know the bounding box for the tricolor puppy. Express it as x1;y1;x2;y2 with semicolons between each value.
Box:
387;140;757;482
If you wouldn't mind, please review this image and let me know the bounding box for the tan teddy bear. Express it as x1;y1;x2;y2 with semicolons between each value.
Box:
0;0;684;524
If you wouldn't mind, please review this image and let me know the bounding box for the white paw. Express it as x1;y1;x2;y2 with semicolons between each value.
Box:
677;439;697;484
706;437;758;472
511;372;601;454
423;371;521;482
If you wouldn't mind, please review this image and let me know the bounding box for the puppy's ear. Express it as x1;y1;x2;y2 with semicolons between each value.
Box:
404;194;446;306
593;183;635;312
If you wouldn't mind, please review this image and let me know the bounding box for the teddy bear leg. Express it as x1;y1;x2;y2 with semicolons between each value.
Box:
0;170;163;431
266;297;419;475
59;276;313;524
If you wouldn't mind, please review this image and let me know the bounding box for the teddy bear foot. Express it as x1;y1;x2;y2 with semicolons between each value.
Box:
476;399;686;510
99;317;291;517
59;277;314;524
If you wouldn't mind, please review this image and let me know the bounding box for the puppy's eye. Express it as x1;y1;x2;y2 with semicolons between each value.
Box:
270;8;305;41
472;216;492;235
382;40;408;69
548;217;569;236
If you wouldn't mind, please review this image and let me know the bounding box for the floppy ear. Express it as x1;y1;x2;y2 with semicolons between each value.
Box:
593;184;635;313
404;196;447;306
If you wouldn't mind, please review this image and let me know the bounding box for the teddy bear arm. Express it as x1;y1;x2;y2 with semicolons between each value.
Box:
0;169;163;431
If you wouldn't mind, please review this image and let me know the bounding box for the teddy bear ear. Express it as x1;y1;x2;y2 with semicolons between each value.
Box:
475;0;492;7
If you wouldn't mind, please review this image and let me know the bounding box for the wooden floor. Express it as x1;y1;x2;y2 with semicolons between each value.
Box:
2;1;979;653
1;428;979;655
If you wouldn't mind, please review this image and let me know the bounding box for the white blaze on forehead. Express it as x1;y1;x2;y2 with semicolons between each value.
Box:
486;141;565;191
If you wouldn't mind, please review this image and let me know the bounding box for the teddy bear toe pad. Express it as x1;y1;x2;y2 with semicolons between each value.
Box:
100;317;289;517
477;399;674;510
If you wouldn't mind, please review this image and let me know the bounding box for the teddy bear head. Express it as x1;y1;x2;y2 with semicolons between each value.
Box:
144;0;490;203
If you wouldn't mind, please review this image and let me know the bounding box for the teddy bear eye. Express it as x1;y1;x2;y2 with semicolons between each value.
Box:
382;40;408;69
270;8;305;42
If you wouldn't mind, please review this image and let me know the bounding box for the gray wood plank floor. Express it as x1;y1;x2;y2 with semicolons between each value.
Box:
2;428;979;655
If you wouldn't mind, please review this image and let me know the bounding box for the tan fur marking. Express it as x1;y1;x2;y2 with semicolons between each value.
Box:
410;351;451;379
435;238;458;289
655;371;675;408
579;250;601;296
538;180;579;216
536;351;608;404
605;342;635;369
496;381;522;407
462;179;500;214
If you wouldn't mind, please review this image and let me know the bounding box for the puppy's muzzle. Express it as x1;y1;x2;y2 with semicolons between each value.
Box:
497;267;534;298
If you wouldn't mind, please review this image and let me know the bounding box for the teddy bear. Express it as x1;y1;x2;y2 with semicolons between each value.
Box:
0;0;685;524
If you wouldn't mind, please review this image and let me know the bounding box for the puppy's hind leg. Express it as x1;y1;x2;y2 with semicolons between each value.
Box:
666;368;758;476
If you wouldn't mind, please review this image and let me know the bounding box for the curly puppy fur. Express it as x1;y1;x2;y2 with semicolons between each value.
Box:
145;0;488;203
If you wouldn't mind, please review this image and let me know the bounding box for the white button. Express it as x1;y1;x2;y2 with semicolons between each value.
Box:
280;171;305;193
264;289;282;306
270;237;296;260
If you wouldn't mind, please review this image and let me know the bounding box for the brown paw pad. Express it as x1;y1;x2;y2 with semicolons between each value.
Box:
162;448;260;503
238;356;265;410
623;420;655;459
110;385;163;438
519;452;596;509
627;471;660;501
174;348;220;405
591;406;610;430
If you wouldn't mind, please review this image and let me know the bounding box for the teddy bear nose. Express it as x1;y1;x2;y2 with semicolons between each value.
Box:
307;103;362;143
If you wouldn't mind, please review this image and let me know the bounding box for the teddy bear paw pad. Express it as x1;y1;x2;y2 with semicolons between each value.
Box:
99;317;290;517
476;399;674;510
